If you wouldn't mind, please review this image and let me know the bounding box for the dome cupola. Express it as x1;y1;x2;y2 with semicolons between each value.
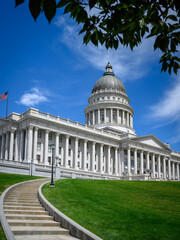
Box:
84;62;135;135
92;62;126;94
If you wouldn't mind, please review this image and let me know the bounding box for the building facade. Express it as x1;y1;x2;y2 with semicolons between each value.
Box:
0;63;180;180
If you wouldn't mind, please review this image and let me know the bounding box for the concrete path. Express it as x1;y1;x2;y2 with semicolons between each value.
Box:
3;179;78;240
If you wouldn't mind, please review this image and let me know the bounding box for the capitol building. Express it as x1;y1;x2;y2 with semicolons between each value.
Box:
0;63;180;180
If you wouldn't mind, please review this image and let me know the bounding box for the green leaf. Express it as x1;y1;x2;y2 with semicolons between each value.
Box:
15;0;24;7
57;0;70;8
43;0;57;23
29;0;42;21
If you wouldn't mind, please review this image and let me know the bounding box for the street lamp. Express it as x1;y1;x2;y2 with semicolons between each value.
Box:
49;144;55;187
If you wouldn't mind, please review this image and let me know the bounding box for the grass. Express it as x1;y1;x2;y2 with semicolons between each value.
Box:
0;172;44;240
42;179;180;240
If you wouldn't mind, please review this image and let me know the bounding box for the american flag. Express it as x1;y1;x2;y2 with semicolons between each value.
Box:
1;91;8;101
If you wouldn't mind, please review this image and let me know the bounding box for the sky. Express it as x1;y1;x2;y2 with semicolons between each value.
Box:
0;1;180;152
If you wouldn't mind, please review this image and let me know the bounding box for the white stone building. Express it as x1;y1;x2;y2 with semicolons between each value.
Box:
0;62;180;180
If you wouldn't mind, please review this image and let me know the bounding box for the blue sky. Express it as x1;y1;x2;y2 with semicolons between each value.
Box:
0;2;180;152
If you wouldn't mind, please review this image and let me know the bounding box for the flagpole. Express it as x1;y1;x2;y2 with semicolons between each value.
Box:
6;91;8;118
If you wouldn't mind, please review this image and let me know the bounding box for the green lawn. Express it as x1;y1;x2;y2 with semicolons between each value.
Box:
42;179;180;240
0;172;44;240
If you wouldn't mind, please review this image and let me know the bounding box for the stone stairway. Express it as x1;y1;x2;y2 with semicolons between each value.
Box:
3;180;78;240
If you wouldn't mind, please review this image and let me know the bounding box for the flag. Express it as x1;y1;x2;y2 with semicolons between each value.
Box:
1;91;8;101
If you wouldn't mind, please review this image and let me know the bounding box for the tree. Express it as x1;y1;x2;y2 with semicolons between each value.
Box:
15;0;180;75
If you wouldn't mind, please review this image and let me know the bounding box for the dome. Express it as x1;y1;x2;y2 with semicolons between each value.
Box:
92;62;126;94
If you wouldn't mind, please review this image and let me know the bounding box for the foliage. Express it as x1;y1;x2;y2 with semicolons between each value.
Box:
42;179;180;240
15;0;180;75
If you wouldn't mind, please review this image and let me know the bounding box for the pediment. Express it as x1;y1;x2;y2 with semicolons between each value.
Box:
132;135;170;150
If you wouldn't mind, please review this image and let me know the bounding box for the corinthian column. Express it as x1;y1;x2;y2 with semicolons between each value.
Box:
1;134;5;159
27;126;33;163
114;147;118;175
5;132;9;160
14;130;20;161
74;137;78;169
64;135;69;168
82;139;87;170
127;148;131;175
163;156;166;180
33;127;38;163
44;129;49;165
134;149;137;174
91;142;95;172
9;129;15;161
140;150;144;174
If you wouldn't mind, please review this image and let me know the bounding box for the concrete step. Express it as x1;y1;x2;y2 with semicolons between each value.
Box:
3;202;41;206
11;226;69;235
8;220;60;227
4;199;40;203
4;210;48;215
4;206;44;210
5;214;54;220
15;235;78;240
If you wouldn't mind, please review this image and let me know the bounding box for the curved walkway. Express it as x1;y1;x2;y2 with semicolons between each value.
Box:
3;179;78;240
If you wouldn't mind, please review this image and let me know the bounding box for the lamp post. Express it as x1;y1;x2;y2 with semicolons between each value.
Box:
49;144;55;187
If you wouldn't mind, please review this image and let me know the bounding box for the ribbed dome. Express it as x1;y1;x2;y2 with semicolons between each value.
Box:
92;62;126;94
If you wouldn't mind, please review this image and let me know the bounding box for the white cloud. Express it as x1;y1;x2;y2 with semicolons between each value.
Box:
54;16;158;81
150;76;180;121
17;88;49;107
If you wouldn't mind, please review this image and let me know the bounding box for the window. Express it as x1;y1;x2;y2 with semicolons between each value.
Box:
97;98;99;101
48;145;52;153
68;160;71;166
37;142;41;151
101;114;104;122
78;140;80;147
86;163;88;168
48;157;51;163
131;151;134;157
118;98;120;100
124;150;127;155
107;96;110;100
38;131;42;138
95;165;96;170
68;149;71;156
49;133;52;140
102;97;104;100
59;147;61;155
113;97;115;100
87;143;89;149
69;139;71;145
78;151;80;158
113;114;116;121
137;153;140;158
103;166;104;171
78;162;80;168
59;136;62;142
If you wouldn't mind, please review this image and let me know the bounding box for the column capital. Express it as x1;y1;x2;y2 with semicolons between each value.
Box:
27;125;34;130
10;127;16;133
34;126;39;131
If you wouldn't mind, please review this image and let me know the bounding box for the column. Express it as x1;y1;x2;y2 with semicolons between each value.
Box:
104;108;106;123
1;134;5;159
127;112;129;126
168;159;171;180
74;137;78;169
140;150;144;174
114;147;118;175
9;129;15;161
152;154;155;177
88;113;90;126
33;127;38;163
91;142;95;171
19;130;24;162
92;111;95;125
116;109;119;124
107;146;110;174
122;111;125;125
24;128;28;161
158;155;161;179
110;108;113;123
5;132;9;160
146;152;150;170
44;129;49;165
163;156;166;179
14;131;20;161
119;150;123;176
64;135;69;168
177;163;179;180
55;132;59;165
127;148;131;175
130;115;133;128
99;144;103;173
172;162;175;180
98;109;100;124
134;149;137;174
83;139;87;170
27;126;33;163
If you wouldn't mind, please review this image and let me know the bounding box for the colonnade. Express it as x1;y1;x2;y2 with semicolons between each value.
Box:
0;126;179;180
122;147;180;180
86;108;133;127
